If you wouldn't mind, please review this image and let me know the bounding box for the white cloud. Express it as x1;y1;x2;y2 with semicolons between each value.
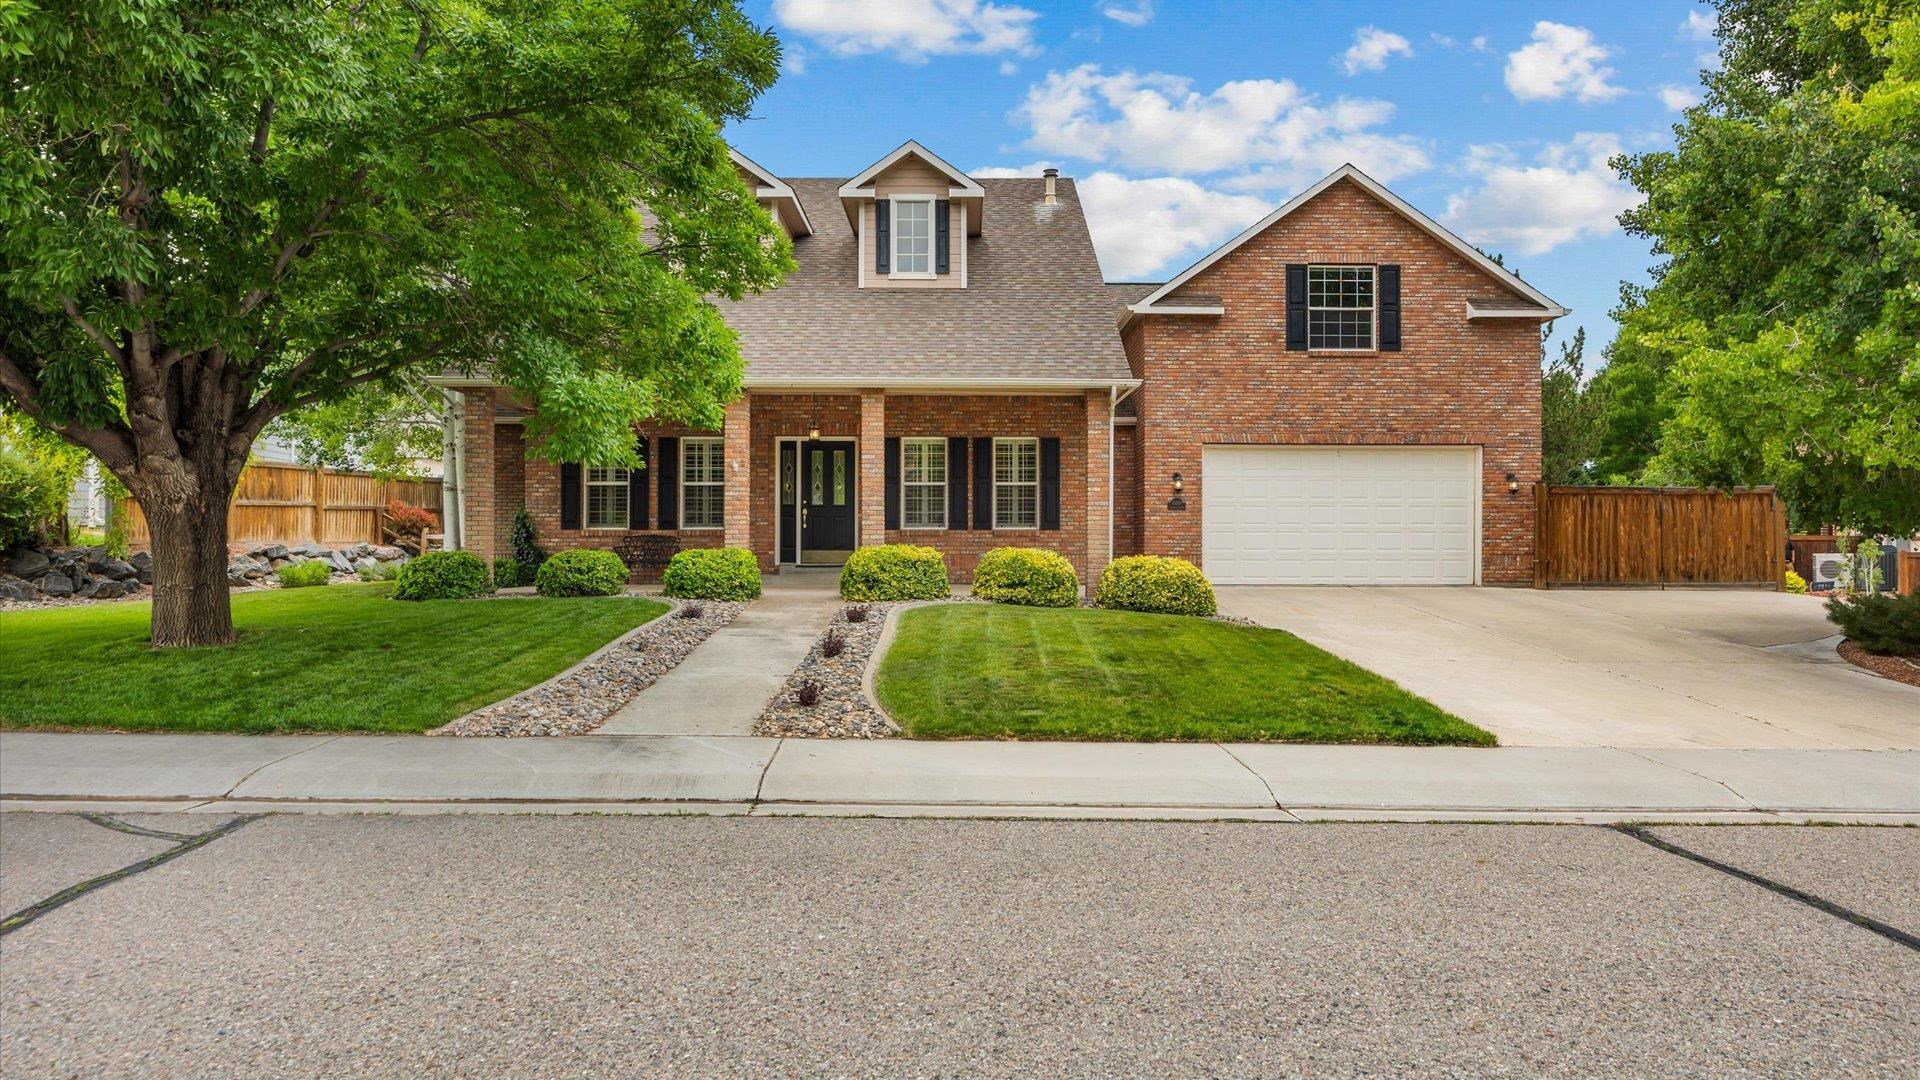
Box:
771;0;1040;60
1341;27;1413;75
1442;133;1642;256
969;161;1055;177
1504;22;1626;103
1014;65;1429;186
1074;173;1271;279
1429;33;1457;49
1658;84;1701;111
1470;35;1490;52
1680;10;1715;40
1099;0;1153;27
1000;59;1019;76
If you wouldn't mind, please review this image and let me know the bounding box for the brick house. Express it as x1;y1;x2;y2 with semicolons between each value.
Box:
437;144;1564;587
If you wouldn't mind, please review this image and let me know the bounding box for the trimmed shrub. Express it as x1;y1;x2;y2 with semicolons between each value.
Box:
661;547;762;601
1784;569;1808;595
1094;555;1217;617
839;544;950;602
492;558;525;588
973;546;1079;607
392;550;492;601
535;548;629;598
358;560;399;582
1826;591;1920;656
276;560;333;588
509;504;546;583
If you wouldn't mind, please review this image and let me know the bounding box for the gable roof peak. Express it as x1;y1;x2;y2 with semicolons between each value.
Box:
837;139;986;198
1131;163;1566;319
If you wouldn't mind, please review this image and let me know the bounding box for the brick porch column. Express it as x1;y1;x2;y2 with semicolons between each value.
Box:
722;396;752;551
1084;388;1112;588
460;388;497;562
858;389;886;548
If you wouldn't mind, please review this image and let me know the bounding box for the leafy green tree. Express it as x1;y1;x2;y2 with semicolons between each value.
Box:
268;377;448;479
1540;327;1611;484
1607;0;1920;533
0;0;791;645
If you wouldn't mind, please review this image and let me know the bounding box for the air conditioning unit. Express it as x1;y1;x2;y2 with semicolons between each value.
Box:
1808;552;1850;590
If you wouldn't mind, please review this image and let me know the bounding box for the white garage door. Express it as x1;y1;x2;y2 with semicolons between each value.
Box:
1201;446;1479;585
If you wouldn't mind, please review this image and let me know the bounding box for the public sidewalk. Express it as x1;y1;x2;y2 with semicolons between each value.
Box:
2;732;1915;823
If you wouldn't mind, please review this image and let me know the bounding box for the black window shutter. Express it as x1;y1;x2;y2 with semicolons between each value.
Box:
874;199;890;274
1039;437;1061;531
972;437;993;529
1285;264;1308;351
946;436;968;530
628;436;649;529
559;463;582;530
935;200;950;274
884;436;901;531
1377;264;1401;352
656;437;679;530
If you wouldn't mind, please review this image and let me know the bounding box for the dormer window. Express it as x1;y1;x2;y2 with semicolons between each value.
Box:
892;197;934;278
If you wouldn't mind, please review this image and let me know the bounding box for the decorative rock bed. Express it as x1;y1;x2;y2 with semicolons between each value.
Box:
754;602;905;739
0;539;412;608
436;599;745;737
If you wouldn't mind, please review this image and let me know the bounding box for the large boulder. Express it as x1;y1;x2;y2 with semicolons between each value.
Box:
101;558;138;581
328;550;354;573
85;548;117;573
75;579;101;599
0;577;37;602
294;542;331;558
371;546;405;561
40;573;74;597
261;543;289;561
10;548;51;579
350;541;372;558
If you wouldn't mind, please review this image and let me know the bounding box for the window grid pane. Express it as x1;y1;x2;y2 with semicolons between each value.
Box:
682;438;725;529
993;439;1039;528
895;200;931;274
902;439;947;529
1307;266;1375;350
585;468;630;529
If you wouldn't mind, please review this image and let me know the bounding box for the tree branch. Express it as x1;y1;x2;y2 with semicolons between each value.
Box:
250;97;274;163
0;347;138;469
60;297;126;364
237;164;372;319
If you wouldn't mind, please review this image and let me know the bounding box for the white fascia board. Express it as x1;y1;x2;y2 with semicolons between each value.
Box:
424;374;499;388
838;140;986;198
1467;301;1569;320
1135;163;1566;315
745;377;1140;393
732;149;813;236
1118;302;1225;329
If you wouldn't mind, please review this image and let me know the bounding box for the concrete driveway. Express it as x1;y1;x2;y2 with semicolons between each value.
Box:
1218;587;1920;749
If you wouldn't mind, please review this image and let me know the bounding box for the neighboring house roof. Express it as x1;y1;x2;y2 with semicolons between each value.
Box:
730;149;813;237
1127;164;1568;325
1106;282;1163;306
720;176;1135;389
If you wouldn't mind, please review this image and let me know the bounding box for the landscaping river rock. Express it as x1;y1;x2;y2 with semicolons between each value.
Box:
437;600;745;737
0;540;411;607
754;602;902;739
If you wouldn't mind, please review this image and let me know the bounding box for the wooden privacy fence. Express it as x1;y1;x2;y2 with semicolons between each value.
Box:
120;463;442;548
1534;485;1785;589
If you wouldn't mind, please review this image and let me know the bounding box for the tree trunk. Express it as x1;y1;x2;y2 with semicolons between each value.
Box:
136;459;241;649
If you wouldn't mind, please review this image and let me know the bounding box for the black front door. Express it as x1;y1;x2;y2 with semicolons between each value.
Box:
799;440;856;561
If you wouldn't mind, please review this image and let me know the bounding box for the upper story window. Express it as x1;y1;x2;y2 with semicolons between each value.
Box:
892;197;933;277
1307;265;1375;351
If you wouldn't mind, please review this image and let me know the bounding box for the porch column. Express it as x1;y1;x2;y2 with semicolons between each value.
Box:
1084;388;1112;588
461;388;498;562
723;396;752;551
858;389;887;548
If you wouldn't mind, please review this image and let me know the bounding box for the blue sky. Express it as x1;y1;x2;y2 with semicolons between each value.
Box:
728;1;1725;359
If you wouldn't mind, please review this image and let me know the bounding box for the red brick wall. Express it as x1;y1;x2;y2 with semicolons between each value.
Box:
1133;178;1544;583
1112;422;1142;557
493;424;525;555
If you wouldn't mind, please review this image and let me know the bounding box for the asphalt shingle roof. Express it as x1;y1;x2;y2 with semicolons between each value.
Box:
719;178;1135;386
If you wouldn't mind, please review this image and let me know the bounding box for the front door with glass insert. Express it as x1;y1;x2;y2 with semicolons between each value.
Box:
799;440;856;563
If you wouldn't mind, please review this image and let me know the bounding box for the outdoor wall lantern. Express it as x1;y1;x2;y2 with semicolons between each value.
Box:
1506;472;1520;495
1168;472;1186;512
807;426;821;440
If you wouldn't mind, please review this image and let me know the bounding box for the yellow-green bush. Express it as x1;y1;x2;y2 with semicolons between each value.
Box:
276;560;333;588
534;548;629;597
662;548;762;601
1784;569;1808;594
1094;555;1216;617
839;544;950;601
972;547;1079;607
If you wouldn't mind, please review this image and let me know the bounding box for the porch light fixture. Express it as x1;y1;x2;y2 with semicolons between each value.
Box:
807;426;820;440
1168;472;1186;512
1506;472;1519;495
1172;472;1184;492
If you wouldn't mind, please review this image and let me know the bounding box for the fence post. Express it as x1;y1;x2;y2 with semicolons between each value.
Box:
311;465;328;546
1532;482;1549;589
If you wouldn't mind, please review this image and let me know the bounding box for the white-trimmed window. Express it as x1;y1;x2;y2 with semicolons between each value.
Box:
585;467;630;529
680;438;724;530
902;438;947;529
892;197;933;277
1307;265;1375;350
993;437;1039;530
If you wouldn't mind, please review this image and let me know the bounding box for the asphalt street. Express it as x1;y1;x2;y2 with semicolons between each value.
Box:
2;812;1915;1077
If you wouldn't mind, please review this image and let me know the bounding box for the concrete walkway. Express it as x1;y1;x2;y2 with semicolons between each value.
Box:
595;576;841;735
3;732;1914;822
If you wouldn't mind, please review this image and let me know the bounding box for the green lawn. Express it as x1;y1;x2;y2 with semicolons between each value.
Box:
0;584;667;734
875;604;1494;745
